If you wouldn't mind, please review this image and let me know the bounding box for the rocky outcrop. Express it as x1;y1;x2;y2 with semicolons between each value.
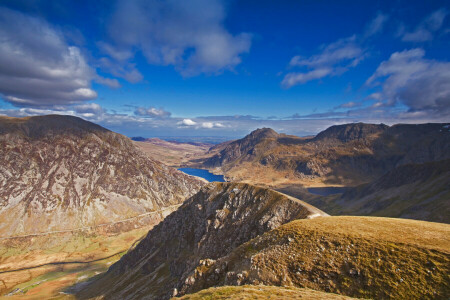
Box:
0;115;205;236
76;182;327;300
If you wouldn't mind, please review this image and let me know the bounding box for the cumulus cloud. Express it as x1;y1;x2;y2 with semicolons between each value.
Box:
401;8;448;42
366;48;450;115
104;0;251;77
134;106;171;118
0;7;99;107
200;122;225;128
177;119;197;126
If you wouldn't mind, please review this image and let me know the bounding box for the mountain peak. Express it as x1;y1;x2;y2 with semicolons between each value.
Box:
0;114;109;139
313;122;389;142
248;127;279;140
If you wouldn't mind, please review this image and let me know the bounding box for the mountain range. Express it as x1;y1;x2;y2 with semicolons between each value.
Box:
192;123;450;187
1;115;449;299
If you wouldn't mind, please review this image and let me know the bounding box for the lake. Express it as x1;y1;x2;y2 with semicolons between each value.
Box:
307;187;348;196
178;168;225;182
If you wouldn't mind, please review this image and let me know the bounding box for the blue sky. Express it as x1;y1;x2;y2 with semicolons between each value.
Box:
0;0;449;137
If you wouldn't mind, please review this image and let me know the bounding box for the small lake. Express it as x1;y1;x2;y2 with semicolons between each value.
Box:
178;168;225;182
307;187;348;196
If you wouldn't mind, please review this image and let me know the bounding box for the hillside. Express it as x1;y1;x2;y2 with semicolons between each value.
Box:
175;285;356;299
75;182;328;300
178;216;450;299
307;159;450;223
134;138;212;167
191;123;450;187
0;115;205;236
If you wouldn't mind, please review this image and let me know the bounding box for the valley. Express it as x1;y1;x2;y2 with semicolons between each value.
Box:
0;2;449;299
0;116;449;299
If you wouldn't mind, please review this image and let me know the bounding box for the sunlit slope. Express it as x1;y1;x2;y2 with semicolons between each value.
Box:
182;216;449;299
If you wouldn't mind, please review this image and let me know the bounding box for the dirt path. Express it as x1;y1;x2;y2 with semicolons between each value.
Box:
0;204;181;240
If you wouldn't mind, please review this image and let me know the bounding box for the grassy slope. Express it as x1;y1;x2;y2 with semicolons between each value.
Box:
0;227;149;298
175;285;355;299
188;216;450;299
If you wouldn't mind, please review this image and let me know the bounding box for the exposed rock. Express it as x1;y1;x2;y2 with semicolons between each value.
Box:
0;115;205;236
76;182;328;300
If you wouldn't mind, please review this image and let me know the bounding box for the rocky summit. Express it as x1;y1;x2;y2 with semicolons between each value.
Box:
76;182;328;300
0;115;205;236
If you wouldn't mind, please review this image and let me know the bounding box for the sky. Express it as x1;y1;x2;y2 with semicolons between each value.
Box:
0;0;449;138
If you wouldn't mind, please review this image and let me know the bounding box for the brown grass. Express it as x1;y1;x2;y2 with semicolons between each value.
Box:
175;285;356;299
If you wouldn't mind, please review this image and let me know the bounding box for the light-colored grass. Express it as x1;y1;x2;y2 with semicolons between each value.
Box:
175;285;356;299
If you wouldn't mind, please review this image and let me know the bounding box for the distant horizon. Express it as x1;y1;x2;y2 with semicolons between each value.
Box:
0;0;449;137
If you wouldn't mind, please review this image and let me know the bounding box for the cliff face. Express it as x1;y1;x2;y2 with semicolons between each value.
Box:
0;115;205;236
77;182;327;300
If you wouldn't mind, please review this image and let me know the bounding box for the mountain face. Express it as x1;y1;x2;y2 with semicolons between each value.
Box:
0;115;205;236
76;182;328;300
194;123;450;186
308;159;450;223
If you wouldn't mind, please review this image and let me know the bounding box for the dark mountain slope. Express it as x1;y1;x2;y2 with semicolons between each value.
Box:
308;159;450;223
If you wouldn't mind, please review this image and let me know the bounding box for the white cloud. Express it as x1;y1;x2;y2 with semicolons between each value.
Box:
134;107;171;118
402;8;448;42
282;68;332;87
364;12;389;37
98;57;143;83
177;119;197;126
0;7;99;107
104;0;251;77
282;36;365;88
366;48;450;115
282;12;391;88
200;122;225;128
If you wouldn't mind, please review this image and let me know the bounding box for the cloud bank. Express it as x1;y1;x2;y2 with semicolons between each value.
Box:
0;7;98;106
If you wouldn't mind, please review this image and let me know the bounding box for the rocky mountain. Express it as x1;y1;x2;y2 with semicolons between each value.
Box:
192;123;450;187
0;115;205;236
308;159;450;223
76;182;328;299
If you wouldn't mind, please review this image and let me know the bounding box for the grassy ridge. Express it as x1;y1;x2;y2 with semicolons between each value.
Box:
186;216;450;299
